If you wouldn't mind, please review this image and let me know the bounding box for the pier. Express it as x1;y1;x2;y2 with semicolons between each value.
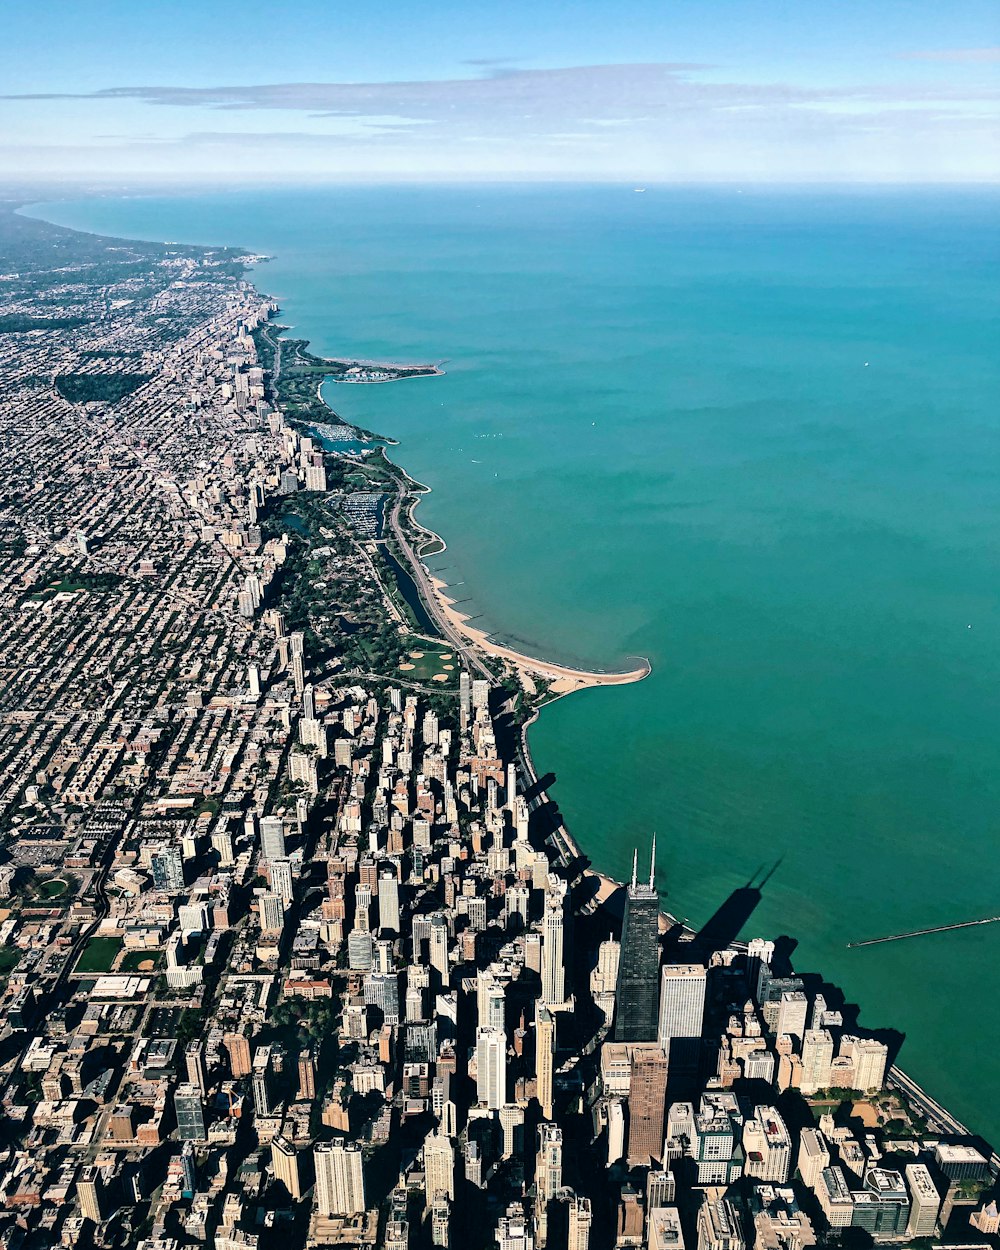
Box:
848;915;1000;948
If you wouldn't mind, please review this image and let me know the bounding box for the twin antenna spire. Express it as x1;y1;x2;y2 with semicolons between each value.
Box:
631;833;657;891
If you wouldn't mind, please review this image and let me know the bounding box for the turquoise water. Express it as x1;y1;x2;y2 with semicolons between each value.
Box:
31;186;1000;1142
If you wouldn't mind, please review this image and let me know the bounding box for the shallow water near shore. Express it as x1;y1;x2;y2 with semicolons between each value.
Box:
31;184;1000;1144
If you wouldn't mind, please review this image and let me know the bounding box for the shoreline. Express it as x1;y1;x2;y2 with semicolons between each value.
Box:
430;568;651;696
397;475;651;697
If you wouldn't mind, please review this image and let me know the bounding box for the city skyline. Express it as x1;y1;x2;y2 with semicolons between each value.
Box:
0;174;996;1250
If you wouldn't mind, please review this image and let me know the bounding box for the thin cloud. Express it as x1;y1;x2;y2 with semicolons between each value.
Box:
900;47;1000;63
4;64;996;128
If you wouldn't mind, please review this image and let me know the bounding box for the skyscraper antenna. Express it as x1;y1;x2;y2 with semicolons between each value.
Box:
631;848;638;890
649;831;657;890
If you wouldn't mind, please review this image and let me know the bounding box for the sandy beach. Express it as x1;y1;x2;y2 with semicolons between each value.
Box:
388;479;650;698
428;572;650;696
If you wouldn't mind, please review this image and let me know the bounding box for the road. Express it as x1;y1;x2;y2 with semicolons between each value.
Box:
260;324;283;384
385;488;494;684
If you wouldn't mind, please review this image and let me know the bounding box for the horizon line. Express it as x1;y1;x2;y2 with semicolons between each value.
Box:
6;175;1000;192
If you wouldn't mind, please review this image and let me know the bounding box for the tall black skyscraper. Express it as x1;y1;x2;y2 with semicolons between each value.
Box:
613;836;661;1042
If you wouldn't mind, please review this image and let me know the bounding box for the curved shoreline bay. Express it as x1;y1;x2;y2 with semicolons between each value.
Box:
28;184;1000;1145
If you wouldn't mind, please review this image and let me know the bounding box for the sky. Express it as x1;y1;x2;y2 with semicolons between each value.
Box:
2;0;998;183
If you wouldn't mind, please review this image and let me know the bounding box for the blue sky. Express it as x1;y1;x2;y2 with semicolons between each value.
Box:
2;0;998;181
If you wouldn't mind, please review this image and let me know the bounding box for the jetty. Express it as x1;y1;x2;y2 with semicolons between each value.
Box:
848;914;1000;948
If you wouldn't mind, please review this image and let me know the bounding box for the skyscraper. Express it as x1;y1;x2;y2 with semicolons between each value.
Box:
424;1132;455;1202
840;1036;888;1093
259;891;285;932
270;858;293;905
696;1196;746;1250
568;1197;592;1250
185;1039;207;1094
271;1134;301;1200
535;1123;563;1201
429;913;450;979
905;1163;941;1238
260;815;285;861
535;1123;563;1245
800;1029;834;1095
536;1003;556;1121
775;990;808;1043
627;1044;668;1167
378;869;401;933
77;1166;107;1224
798;1127;831;1190
742;1105;792;1183
252;1046;273;1118
478;970;506;1033
225;1030;252;1078
314;1141;366;1216
541;874;568;1007
656;963;707;1091
614;838;660;1042
476;1026;506;1110
499;1103;525;1160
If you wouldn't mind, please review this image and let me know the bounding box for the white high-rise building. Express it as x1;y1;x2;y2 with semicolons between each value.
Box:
534;1123;562;1245
606;1099;626;1166
799;1029;834;1095
568;1197;592;1250
590;939;621;998
742;1106;792;1183
260;815;285;861
270;858;294;905
259;892;284;932
775;991;809;1043
840;1036;888;1093
696;1196;745;1250
541;875;568;1007
378;870;400;933
476;1026;506;1110
798;1127;830;1191
906;1163;941;1238
496;1207;534;1250
314;1141;365;1216
429;914;449;979
657;964;707;1077
363;972;400;1025
505;884;530;927
499;1103;525;1160
423;1132;455;1203
743;1049;776;1083
478;970;506;1033
506;761;517;811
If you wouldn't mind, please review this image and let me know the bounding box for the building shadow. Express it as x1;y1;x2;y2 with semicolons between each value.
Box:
690;861;783;953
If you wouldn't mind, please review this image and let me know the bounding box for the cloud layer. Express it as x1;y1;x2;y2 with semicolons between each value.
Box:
3;60;998;181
